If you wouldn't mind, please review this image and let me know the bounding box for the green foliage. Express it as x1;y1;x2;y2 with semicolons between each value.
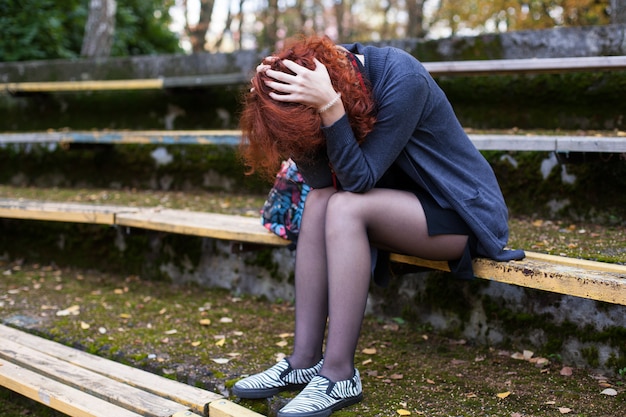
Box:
0;0;86;61
0;0;180;62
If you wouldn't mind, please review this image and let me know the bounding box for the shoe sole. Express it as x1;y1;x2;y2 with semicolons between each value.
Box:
277;392;363;417
231;383;308;399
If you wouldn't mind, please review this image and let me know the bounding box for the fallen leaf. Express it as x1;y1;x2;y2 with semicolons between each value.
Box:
199;318;211;326
191;341;201;347
362;358;373;366
278;332;294;338
80;321;90;329
397;410;411;416
390;373;404;380
220;317;233;323
211;358;230;364
558;407;572;414
119;313;131;319
560;366;573;376
164;329;178;335
426;379;435;384
215;338;226;347
57;305;80;316
362;348;377;355
276;340;288;347
496;391;511;399
601;388;618;396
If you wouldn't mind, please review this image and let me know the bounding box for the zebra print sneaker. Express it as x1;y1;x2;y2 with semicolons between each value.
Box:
232;358;323;399
277;369;363;417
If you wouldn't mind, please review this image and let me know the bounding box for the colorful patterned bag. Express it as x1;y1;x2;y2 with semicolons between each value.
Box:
261;159;311;245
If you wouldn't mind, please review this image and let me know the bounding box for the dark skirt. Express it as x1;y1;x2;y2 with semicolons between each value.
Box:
372;164;477;284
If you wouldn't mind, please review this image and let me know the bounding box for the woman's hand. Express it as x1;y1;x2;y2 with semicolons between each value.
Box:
264;59;339;109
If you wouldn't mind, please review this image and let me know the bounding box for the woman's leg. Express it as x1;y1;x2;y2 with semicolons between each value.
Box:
287;187;337;369
321;188;468;382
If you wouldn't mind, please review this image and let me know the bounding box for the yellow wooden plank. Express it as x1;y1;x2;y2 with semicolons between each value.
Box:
0;338;190;417
3;79;164;92
0;324;220;414
525;251;626;274
208;399;265;417
116;209;289;246
389;253;626;305
0;359;144;417
0;198;143;225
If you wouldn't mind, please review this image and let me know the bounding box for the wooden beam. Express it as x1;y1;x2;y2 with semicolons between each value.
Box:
0;199;137;225
422;55;626;76
0;324;221;415
116;209;288;246
2;131;626;153
1;198;624;305
0;360;145;417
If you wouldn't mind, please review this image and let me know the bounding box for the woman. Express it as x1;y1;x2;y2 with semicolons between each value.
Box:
234;35;524;417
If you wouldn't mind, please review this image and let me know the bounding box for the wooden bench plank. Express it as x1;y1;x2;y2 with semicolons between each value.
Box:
116;209;287;246
422;55;626;76
0;199;142;225
1;57;624;95
0;324;221;414
2;130;625;153
0;130;241;146
1;198;625;305
0;359;145;417
0;338;194;417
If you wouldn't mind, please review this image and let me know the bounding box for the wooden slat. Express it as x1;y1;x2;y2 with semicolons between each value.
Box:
0;338;193;417
390;252;626;305
116;209;288;246
0;359;144;417
0;324;220;415
0;130;241;146
0;199;140;225
3;79;164;92
2;130;626;153
0;73;249;93
422;55;626;76
1;198;625;305
1;56;624;95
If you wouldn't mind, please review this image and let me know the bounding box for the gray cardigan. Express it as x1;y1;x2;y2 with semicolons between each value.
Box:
297;43;525;263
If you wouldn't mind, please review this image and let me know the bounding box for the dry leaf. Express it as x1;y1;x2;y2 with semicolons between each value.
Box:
397;409;411;416
601;388;617;396
57;305;80;316
191;341;201;347
276;340;288;347
278;332;294;338
164;329;178;335
211;358;230;364
159;308;167;315
362;348;377;355
215;338;226;347
496;391;511;399
119;313;131;319
362;358;373;366
80;321;90;329
199;319;211;326
558;407;572;414
220;317;233;323
560;366;573;376
390;373;404;380
426;379;435;384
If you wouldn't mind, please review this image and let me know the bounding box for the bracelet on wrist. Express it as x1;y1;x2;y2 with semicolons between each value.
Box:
318;92;342;113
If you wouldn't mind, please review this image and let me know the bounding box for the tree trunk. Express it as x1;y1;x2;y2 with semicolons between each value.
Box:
406;0;426;39
188;0;216;53
81;0;117;57
613;0;626;23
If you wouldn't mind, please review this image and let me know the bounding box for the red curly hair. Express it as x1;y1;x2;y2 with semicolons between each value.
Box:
239;35;376;180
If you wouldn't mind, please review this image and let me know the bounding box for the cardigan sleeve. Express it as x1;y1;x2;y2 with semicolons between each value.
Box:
322;58;432;192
